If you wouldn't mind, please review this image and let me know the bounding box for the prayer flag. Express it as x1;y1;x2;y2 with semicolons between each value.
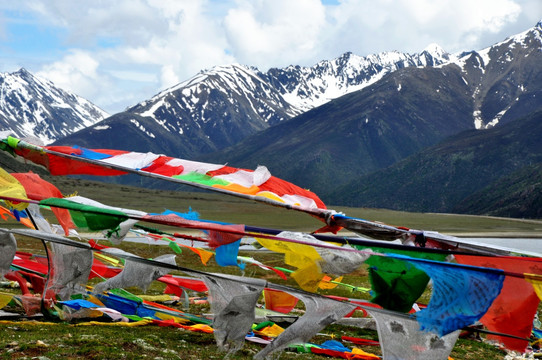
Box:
456;255;542;352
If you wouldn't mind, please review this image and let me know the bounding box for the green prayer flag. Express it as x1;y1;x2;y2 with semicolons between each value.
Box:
367;256;429;312
356;245;448;312
168;240;183;254
111;288;143;303
40;198;129;231
173;171;230;187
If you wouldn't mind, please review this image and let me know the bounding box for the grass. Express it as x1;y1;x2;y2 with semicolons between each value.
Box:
0;322;225;359
44;175;542;236
0;321;510;359
1;176;540;359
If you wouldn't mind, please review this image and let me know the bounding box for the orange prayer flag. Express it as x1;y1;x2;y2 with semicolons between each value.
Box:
263;288;299;314
180;244;214;265
11;172;75;235
0;205;15;221
318;275;344;290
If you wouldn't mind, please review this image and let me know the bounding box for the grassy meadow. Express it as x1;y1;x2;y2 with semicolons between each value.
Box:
1;176;540;359
45;175;542;236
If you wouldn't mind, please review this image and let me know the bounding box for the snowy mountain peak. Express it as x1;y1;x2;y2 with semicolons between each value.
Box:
423;43;449;58
0;68;108;144
453;20;542;70
446;21;542;130
127;43;464;150
14;67;32;77
506;20;542;46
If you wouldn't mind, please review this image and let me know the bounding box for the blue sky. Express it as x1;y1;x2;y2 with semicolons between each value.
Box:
1;0;541;114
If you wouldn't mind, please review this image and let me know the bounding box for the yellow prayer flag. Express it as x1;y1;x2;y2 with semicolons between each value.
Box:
138;294;175;302
0;293;13;309
256;236;321;269
257;235;325;291
94;253;122;267
0;168;29;210
351;347;380;359
291;262;324;292
525;273;542;300
254;323;285;338
154;312;190;324
76;319;152;327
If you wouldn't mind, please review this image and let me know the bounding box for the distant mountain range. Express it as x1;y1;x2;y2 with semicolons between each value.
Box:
54;43;452;157
1;21;542;219
0;68;108;144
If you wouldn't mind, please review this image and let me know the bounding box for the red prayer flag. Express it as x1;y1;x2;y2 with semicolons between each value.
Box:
11;172;75;235
455;255;542;352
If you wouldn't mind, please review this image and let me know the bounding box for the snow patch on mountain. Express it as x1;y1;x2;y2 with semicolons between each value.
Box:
274;49;450;112
130;118;155;138
449;21;542;129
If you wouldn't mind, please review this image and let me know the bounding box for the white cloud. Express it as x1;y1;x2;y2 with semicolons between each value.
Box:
36;50;104;96
321;0;524;56
108;70;157;83
160;64;180;89
223;0;327;69
35;50;143;113
4;0;539;113
26;0;235;111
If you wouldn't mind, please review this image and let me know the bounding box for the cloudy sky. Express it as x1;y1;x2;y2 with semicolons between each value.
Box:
1;0;541;114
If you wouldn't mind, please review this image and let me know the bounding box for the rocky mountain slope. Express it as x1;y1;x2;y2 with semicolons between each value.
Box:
329;110;542;219
0;69;108;144
200;65;475;195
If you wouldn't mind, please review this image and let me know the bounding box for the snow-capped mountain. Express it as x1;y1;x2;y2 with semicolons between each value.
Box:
0;68;108;144
265;45;450;112
133;45;451;123
63;44;450;157
449;19;542;129
126;63;300;153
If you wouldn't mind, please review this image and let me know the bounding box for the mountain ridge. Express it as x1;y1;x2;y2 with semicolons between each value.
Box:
194;20;542;208
54;43;453;157
0;68;108;144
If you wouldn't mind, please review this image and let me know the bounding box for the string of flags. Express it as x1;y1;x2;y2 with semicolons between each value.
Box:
0;136;541;359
